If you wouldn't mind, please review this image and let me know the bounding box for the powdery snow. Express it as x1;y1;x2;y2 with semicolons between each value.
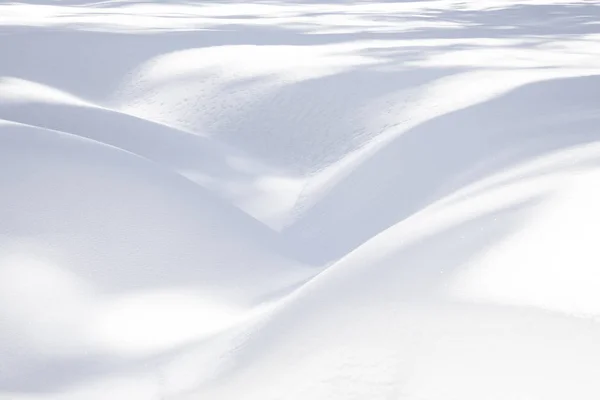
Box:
2;0;600;399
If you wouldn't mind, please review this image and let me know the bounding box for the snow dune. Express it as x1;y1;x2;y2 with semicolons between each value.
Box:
0;119;310;392
2;0;600;399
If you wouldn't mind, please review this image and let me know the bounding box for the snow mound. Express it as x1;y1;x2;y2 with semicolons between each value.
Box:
0;119;310;391
0;77;304;228
190;129;600;400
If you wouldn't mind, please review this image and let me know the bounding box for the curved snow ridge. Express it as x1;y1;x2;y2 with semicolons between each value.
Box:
0;78;305;228
0;77;248;180
0;118;311;332
181;138;600;400
0;119;319;397
289;68;600;219
0;118;308;293
282;73;600;264
283;135;600;316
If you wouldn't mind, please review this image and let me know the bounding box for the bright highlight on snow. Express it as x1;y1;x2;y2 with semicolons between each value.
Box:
2;0;600;399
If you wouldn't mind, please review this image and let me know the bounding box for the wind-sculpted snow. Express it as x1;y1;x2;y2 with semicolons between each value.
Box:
0;120;310;393
2;0;600;399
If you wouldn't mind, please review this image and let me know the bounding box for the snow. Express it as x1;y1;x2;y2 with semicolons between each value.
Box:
2;0;600;399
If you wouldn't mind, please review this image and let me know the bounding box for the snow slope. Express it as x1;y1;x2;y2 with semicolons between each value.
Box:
0;119;312;394
2;0;600;399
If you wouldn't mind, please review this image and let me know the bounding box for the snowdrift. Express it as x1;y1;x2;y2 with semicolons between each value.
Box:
3;0;600;399
0;120;309;394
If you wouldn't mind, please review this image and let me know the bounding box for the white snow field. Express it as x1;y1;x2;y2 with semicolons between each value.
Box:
2;0;600;399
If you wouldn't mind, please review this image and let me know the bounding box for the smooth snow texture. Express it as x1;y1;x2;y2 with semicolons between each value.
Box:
2;0;600;399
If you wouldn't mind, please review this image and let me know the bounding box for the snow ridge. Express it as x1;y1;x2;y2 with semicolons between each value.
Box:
2;1;600;399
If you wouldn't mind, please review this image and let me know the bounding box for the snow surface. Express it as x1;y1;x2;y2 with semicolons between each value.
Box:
2;0;600;399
